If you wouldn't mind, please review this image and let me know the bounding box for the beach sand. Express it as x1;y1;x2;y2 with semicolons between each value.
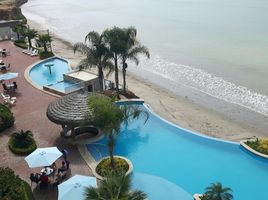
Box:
27;20;266;142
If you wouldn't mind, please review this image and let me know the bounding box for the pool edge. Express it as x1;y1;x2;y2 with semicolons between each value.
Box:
24;55;71;97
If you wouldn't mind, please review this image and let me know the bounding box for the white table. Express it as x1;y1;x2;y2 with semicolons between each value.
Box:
41;167;54;176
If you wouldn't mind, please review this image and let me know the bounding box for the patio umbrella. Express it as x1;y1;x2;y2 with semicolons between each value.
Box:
58;175;97;200
25;147;62;168
0;72;18;81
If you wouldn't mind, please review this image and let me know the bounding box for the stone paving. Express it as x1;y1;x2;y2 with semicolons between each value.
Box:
0;41;93;199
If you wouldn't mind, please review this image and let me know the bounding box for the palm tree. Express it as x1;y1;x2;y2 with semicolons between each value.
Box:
201;182;233;200
12;130;33;148
38;34;52;53
103;27;125;99
120;27;150;94
13;23;26;41
23;27;37;48
74;31;113;91
84;174;147;200
87;94;148;169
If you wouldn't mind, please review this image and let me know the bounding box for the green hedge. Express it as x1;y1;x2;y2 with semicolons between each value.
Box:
8;137;37;155
21;181;35;200
0;167;34;200
96;157;129;177
0;104;15;132
14;40;28;49
39;51;54;59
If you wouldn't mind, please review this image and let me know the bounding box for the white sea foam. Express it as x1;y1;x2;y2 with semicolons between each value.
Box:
136;55;268;116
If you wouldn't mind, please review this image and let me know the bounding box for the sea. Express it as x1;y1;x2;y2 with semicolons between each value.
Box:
21;0;268;131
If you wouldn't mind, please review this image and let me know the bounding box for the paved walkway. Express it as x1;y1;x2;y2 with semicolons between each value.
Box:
0;41;92;199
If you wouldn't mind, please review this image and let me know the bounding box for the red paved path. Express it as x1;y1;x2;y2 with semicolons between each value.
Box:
0;41;92;199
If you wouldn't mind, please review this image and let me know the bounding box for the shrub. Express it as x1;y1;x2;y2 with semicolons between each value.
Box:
0;167;34;200
8;130;37;155
14;40;28;49
39;51;54;59
96;157;129;177
246;138;268;155
21;180;34;200
0;104;15;132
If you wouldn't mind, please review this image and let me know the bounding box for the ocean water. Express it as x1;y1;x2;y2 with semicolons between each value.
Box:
21;0;268;116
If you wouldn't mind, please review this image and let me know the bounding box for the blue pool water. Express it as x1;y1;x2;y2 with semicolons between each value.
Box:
47;80;81;93
87;103;268;200
29;57;69;87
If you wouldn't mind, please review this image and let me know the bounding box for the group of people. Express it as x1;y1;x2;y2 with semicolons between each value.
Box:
30;149;70;188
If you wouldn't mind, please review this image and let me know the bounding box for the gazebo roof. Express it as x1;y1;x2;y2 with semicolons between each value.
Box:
47;92;103;126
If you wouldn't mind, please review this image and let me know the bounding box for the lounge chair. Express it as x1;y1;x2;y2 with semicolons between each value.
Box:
3;96;16;106
30;49;39;57
26;48;34;55
22;47;30;54
0;92;16;101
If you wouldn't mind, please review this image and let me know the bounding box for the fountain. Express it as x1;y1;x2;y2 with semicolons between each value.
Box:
44;63;54;74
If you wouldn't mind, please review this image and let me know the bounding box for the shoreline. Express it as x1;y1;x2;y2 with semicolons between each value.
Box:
26;19;266;142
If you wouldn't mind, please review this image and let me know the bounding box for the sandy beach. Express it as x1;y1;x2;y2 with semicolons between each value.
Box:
27;19;267;142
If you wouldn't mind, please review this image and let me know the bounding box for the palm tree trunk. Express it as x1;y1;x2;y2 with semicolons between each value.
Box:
122;61;127;95
98;67;104;91
108;134;115;169
28;37;32;48
44;43;48;53
114;55;120;99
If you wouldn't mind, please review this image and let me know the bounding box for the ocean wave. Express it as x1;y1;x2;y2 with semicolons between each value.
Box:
136;55;268;116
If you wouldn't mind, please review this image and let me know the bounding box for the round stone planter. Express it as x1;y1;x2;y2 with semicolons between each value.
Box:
92;156;133;180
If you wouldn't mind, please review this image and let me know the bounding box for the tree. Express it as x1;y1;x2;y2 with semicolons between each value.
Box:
38;34;52;53
103;27;126;99
11;130;33;148
201;182;233;200
23;27;37;48
13;23;26;41
84;174;147;200
87;94;148;169
0;167;30;200
120;27;150;94
74;31;113;91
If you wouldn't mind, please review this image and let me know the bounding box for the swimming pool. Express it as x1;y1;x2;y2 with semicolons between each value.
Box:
29;57;69;87
87;102;268;200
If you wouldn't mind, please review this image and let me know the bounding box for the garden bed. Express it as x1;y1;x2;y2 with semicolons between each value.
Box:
240;138;268;159
93;156;133;180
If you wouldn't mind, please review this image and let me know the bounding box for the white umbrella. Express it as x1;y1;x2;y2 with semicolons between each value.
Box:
25;147;62;168
58;175;97;200
0;72;18;81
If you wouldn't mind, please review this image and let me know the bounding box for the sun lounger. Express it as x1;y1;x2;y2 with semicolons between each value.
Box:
22;47;30;54
30;49;39;57
26;48;34;55
0;92;16;101
1;93;16;106
3;97;16;106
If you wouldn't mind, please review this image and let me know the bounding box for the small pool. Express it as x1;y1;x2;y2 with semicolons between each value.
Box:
29;57;69;87
46;80;82;93
87;103;268;200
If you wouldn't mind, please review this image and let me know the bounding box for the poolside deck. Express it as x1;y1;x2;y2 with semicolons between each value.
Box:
0;41;92;199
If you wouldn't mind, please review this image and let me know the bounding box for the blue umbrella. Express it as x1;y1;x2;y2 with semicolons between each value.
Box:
58;175;97;200
25;147;62;168
0;72;18;81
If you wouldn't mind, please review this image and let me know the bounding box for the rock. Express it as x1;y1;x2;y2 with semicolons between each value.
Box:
0;0;28;21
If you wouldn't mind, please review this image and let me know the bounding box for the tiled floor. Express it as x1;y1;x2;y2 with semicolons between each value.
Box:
0;41;93;200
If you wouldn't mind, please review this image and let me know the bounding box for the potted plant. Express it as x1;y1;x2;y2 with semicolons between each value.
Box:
87;94;148;178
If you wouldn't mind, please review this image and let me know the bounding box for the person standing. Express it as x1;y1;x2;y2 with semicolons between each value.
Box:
61;149;68;161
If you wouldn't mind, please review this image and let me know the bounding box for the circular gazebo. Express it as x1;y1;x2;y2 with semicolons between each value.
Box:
47;91;103;140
